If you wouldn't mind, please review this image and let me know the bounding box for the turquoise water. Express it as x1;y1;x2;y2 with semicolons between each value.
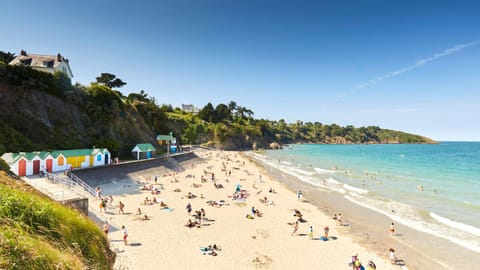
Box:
250;142;480;252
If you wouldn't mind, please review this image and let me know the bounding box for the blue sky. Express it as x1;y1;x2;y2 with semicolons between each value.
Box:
1;1;479;141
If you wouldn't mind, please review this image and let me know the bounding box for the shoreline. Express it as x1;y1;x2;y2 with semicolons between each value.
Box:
244;151;478;270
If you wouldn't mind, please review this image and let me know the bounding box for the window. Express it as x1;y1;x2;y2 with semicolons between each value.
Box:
20;58;32;65
43;60;54;68
97;155;101;161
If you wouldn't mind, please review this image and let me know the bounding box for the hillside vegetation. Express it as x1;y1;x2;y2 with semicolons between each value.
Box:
0;52;435;159
0;171;115;269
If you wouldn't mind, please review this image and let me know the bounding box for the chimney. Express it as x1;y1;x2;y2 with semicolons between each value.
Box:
57;53;62;62
20;49;27;56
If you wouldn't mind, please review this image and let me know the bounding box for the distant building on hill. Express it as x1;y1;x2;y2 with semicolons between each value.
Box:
9;49;74;79
1;148;110;177
181;104;199;114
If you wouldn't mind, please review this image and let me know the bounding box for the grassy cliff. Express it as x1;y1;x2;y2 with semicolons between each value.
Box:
0;171;115;269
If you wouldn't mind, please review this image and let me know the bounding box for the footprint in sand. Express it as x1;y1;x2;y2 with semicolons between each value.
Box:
255;229;270;239
252;254;273;268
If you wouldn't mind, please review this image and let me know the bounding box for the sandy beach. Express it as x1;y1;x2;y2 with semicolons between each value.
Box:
87;150;401;269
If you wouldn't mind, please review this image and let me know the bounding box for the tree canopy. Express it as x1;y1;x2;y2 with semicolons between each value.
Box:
95;73;127;89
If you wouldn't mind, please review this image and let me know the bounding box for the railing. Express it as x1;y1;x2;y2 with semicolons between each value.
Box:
66;171;98;197
45;172;77;189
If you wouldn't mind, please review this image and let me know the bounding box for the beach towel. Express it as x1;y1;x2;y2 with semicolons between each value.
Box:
162;207;174;212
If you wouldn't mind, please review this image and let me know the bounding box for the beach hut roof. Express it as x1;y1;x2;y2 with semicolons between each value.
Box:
132;143;156;152
55;148;109;157
1;148;109;165
0;151;49;163
156;134;174;141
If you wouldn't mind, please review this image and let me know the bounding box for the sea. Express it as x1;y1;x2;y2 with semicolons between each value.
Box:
249;142;480;253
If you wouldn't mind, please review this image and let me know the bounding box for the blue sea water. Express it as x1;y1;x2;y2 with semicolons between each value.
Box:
250;142;480;252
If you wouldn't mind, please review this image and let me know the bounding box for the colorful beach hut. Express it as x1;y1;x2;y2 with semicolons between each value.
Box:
157;132;177;156
1;148;110;176
131;143;156;160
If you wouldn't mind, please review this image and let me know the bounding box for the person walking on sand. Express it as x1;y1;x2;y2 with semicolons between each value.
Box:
103;221;110;235
308;226;314;239
122;225;128;245
297;190;303;201
118;201;125;214
291;221;299;236
390;222;395;236
186;202;192;215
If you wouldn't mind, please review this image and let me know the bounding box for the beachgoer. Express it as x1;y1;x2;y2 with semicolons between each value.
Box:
118;201;125;214
350;254;358;270
324;226;329;238
291;221;299;236
308;226;313;239
122;225;128;245
103;221;110;235
99;199;106;213
389;248;398;264
137;208;142;215
186;203;192;215
367;260;377;270
390;223;395;236
96;187;102;198
297;190;303;200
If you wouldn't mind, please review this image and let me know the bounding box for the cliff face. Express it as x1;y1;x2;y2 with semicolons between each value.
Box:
0;81;158;155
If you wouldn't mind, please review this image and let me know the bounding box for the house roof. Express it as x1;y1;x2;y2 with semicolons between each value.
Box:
132;143;156;152
1;148;109;164
9;52;73;77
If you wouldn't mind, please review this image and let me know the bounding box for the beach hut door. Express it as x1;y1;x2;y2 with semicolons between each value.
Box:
147;151;151;159
46;159;53;172
33;160;40;174
18;159;27;176
105;153;109;165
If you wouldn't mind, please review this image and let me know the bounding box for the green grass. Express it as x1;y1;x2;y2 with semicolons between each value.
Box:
0;172;115;269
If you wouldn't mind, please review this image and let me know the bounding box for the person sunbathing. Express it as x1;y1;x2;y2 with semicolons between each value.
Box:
214;182;224;189
151;187;160;195
143;197;152;205
160;201;168;208
186;192;196;199
185;219;199;228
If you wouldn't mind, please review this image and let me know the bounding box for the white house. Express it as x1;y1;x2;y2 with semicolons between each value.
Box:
9;50;74;79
